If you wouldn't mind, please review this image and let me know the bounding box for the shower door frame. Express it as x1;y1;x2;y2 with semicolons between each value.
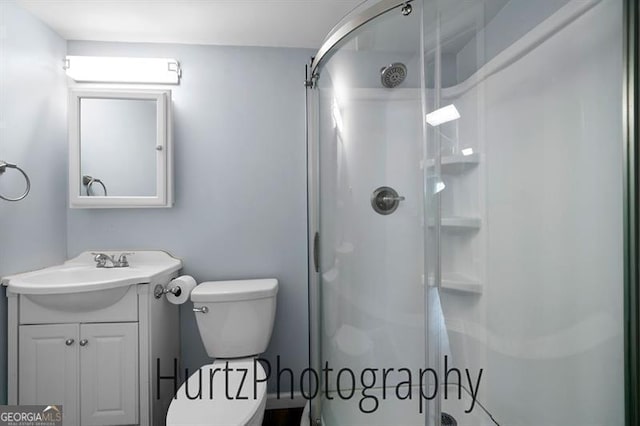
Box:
624;0;640;424
305;59;322;425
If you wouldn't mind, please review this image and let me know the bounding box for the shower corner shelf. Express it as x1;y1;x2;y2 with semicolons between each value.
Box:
440;273;482;294
428;216;481;229
426;153;480;172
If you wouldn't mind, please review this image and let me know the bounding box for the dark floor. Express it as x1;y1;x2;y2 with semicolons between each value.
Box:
262;407;305;426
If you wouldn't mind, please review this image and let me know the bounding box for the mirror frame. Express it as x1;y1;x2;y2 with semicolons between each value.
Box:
68;88;173;208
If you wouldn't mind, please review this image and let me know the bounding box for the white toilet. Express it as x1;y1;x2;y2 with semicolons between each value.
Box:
166;279;278;426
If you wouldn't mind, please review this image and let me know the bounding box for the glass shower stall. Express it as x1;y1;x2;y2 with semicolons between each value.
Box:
306;0;631;425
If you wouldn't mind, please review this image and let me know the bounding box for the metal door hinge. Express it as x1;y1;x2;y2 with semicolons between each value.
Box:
305;59;318;89
305;71;319;89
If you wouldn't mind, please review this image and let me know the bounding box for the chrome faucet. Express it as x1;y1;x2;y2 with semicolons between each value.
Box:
92;252;133;268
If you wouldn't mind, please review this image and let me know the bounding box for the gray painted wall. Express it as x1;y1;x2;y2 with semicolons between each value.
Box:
66;41;313;393
0;1;68;404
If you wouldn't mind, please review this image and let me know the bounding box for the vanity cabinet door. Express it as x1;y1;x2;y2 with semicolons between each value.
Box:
79;322;139;426
19;324;80;426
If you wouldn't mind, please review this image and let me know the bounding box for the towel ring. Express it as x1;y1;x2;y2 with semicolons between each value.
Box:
82;175;108;196
0;161;31;202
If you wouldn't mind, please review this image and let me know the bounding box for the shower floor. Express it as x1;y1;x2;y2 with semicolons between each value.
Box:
301;385;497;426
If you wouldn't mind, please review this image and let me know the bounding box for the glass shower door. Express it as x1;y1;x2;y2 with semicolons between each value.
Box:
313;2;433;425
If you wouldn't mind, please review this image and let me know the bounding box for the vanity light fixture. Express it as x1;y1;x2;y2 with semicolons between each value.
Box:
64;56;182;84
425;104;460;126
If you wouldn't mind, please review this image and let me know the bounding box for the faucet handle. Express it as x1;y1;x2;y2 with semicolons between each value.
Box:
91;252;110;267
117;252;134;267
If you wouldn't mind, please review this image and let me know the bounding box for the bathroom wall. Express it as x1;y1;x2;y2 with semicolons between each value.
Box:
65;41;313;394
0;1;68;404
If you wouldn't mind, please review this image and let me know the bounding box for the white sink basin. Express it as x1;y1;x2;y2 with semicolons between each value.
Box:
1;250;182;296
13;265;139;289
25;286;132;312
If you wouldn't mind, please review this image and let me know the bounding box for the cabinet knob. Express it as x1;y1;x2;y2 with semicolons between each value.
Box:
65;339;74;346
79;339;88;347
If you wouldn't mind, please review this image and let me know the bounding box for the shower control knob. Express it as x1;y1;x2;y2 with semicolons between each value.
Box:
371;186;405;215
382;195;406;203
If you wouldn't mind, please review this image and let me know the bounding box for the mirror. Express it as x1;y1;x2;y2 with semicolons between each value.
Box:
69;89;173;208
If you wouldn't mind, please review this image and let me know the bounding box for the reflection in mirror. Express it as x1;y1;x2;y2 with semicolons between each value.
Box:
80;98;157;197
69;89;172;208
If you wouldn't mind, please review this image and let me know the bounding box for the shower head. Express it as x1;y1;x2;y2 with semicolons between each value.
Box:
380;62;407;88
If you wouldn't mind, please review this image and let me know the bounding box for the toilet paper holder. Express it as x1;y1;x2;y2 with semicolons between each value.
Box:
154;283;182;299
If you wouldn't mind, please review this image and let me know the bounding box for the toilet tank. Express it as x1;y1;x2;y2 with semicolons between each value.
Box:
191;279;278;358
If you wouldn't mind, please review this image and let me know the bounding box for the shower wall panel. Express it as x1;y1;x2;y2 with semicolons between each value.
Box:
441;1;624;424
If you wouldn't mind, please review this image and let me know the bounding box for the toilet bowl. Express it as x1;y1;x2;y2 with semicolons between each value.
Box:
166;359;267;426
166;279;278;426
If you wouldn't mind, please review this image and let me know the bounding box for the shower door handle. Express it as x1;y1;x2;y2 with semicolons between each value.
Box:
313;232;320;273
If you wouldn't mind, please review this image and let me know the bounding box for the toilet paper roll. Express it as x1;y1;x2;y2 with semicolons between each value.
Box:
166;275;197;305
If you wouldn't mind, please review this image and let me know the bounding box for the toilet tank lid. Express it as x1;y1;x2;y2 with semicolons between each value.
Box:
191;279;278;302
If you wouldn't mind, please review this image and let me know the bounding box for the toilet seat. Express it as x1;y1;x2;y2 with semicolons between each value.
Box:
166;358;267;426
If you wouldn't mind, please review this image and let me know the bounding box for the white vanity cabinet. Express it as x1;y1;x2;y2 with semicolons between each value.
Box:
3;251;183;426
18;324;80;424
79;322;139;426
19;322;138;426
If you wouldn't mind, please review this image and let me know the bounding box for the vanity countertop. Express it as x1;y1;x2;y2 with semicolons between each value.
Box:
1;250;182;295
